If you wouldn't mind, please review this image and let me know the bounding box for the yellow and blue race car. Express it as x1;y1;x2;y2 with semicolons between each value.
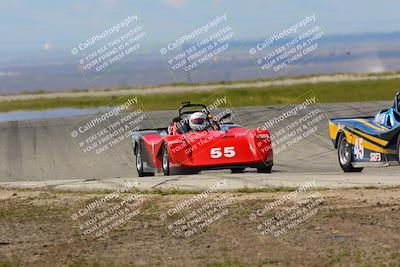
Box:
329;92;400;172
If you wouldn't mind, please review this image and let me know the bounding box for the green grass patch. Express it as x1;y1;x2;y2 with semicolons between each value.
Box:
0;259;20;267
1;78;399;113
137;78;399;111
0;204;68;221
329;250;350;264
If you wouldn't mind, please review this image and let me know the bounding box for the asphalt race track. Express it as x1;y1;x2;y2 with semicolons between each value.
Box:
0;101;398;189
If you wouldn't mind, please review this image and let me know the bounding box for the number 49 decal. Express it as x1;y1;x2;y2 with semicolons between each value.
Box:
354;137;364;160
210;147;236;158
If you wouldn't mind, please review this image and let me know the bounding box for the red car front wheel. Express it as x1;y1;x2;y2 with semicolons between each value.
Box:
162;146;170;176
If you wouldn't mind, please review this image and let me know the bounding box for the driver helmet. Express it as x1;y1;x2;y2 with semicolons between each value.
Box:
189;112;207;131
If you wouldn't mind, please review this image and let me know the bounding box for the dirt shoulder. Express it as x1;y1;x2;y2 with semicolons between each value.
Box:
0;187;399;267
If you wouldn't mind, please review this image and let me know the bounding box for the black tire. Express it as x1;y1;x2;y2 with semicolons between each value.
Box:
162;145;170;176
135;145;154;177
231;168;245;173
257;163;272;173
337;134;363;172
397;135;400;163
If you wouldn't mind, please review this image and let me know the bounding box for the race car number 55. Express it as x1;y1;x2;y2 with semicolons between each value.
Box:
210;147;236;158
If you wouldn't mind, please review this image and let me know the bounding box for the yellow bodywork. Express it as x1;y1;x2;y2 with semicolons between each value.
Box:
328;120;395;155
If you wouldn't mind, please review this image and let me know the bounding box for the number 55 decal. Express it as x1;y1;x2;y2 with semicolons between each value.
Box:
210;147;236;158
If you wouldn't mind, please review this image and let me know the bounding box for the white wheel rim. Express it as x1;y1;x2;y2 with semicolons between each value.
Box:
163;149;168;171
339;137;351;166
136;149;142;171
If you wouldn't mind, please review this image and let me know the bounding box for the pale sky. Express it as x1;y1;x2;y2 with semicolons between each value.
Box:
1;0;399;52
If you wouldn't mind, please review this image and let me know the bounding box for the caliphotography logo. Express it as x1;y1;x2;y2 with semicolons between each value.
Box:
1;1;400;266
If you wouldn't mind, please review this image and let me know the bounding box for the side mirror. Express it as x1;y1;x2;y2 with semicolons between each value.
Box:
219;112;232;122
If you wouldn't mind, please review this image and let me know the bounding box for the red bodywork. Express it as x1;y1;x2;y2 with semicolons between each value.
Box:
137;125;273;172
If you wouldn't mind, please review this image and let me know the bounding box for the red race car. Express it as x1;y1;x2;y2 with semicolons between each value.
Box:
132;102;273;176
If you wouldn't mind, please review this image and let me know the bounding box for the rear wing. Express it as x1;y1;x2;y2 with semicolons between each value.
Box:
178;101;209;116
